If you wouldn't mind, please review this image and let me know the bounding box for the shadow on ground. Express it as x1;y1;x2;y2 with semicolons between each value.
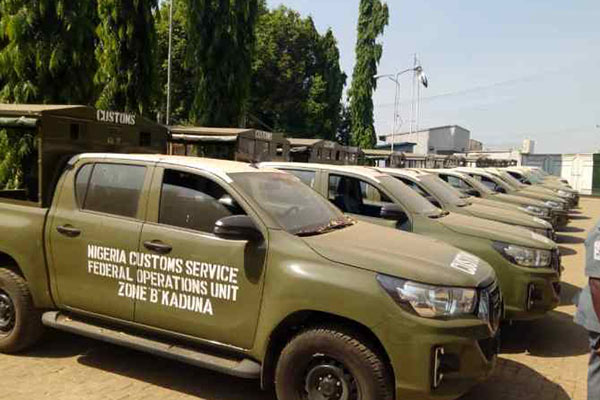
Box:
569;215;591;220
560;226;585;233
77;344;276;400
500;311;588;357
559;245;577;256
21;329;274;400
556;235;585;244
460;358;571;400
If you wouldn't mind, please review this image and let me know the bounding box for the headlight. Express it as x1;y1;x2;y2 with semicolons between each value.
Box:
377;274;477;318
493;242;551;267
545;200;560;209
556;189;572;198
519;205;549;217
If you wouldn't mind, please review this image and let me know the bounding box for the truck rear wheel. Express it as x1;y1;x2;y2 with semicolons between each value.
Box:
0;269;43;353
275;326;393;400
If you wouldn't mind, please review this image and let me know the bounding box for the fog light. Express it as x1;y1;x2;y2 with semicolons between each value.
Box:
527;284;535;311
433;347;445;389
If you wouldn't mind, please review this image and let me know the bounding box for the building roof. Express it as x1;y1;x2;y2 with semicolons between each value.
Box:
379;125;470;139
287;138;324;146
0;104;87;115
169;126;254;136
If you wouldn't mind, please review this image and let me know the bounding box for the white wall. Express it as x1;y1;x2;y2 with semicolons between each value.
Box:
523;153;594;195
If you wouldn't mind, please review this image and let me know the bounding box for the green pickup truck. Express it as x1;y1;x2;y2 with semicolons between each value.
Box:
374;168;554;239
0;105;502;400
261;162;561;321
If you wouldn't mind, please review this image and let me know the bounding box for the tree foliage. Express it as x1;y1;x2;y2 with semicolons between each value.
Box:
0;0;98;104
95;0;158;116
348;0;389;148
156;0;194;125
0;129;36;190
248;6;346;139
185;0;259;127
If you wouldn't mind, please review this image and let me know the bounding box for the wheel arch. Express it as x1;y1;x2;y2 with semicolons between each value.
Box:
260;310;394;393
0;252;25;279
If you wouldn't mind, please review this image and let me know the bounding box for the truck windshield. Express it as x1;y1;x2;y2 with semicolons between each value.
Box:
230;172;352;236
418;174;470;207
498;171;527;188
457;173;495;196
377;176;442;216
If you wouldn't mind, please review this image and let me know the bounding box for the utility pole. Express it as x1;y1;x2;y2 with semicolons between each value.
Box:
166;0;174;126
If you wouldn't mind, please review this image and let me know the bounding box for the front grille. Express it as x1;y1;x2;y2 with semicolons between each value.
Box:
478;282;502;334
551;250;561;276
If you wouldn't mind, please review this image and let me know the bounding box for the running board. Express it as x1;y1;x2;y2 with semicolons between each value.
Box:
41;311;261;379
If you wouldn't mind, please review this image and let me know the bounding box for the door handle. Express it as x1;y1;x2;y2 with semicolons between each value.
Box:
144;240;173;255
56;225;81;238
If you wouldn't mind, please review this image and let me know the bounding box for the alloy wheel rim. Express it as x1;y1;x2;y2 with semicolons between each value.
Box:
304;355;358;400
0;291;15;332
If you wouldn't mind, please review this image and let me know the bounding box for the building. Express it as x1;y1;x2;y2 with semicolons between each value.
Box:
378;125;471;155
168;126;290;163
288;138;359;165
469;139;483;151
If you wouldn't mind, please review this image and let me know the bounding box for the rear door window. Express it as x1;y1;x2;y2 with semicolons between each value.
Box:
79;163;146;218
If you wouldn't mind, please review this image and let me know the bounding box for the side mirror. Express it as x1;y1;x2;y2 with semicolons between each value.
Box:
380;204;408;223
495;186;507;194
214;215;263;241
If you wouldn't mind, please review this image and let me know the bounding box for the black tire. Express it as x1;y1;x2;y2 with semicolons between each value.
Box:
0;268;44;353
275;325;393;400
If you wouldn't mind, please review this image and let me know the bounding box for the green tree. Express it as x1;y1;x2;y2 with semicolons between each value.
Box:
0;0;98;104
348;0;389;148
249;6;346;139
95;0;158;116
336;104;352;145
185;0;259;126
0;0;97;190
156;0;194;125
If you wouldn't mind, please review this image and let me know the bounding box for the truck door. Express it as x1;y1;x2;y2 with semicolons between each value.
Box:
47;161;151;320
135;167;266;349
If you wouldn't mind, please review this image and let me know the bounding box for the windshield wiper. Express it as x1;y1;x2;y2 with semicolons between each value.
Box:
295;218;354;237
428;210;450;219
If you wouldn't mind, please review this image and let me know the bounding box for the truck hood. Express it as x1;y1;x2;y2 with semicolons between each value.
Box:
490;193;548;208
512;189;568;206
301;222;495;288
460;203;551;229
437;212;556;250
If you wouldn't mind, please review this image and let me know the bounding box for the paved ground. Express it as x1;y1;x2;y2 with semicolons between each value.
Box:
0;198;596;400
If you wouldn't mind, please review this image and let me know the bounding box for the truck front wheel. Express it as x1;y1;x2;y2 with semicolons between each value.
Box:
0;269;43;353
275;326;393;400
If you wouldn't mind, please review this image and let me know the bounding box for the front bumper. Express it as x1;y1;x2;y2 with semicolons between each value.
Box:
375;317;497;400
501;257;561;320
552;211;569;230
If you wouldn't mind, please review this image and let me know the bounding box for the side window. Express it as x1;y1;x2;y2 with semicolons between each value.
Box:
159;170;245;233
479;176;498;191
282;169;316;188
442;174;467;189
82;163;146;218
328;174;392;217
75;163;93;208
